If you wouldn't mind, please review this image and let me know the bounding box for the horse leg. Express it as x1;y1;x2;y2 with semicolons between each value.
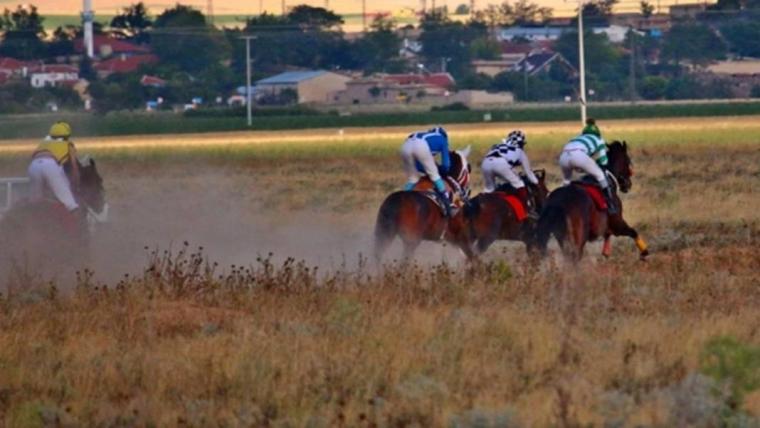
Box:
564;214;586;262
608;214;649;260
401;238;421;261
602;234;612;258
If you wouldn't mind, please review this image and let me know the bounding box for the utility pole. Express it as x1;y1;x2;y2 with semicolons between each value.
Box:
470;0;476;18
259;0;263;14
207;0;214;24
362;0;367;31
82;0;94;58
242;36;256;127
629;30;637;102
523;59;529;101
578;0;587;124
282;0;286;15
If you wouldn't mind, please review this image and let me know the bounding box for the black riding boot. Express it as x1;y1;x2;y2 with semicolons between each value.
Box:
437;190;453;217
603;186;618;215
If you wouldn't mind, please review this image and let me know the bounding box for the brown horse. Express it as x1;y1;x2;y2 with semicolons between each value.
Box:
0;156;106;269
531;141;649;261
374;147;473;261
460;170;549;258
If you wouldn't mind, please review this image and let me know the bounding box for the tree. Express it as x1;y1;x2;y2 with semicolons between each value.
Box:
470;37;501;60
287;5;343;29
721;22;760;58
419;12;487;77
0;5;46;59
572;0;618;26
151;5;230;73
455;4;471;15
48;25;77;57
473;0;552;26
640;0;655;18
110;2;153;43
353;16;404;73
640;76;667;99
661;23;726;69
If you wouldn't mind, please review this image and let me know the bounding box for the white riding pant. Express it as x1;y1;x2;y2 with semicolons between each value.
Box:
559;149;608;188
481;156;524;193
401;137;441;184
28;157;79;211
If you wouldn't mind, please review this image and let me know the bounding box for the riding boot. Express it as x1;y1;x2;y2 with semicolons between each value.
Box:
437;190;453;217
433;178;452;217
603;186;619;215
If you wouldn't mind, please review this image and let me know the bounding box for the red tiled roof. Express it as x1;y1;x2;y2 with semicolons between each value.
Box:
29;64;79;74
0;57;41;71
140;74;166;87
94;54;159;74
384;73;456;89
501;40;554;55
74;35;151;55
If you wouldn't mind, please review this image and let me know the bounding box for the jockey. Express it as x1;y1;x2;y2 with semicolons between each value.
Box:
400;126;453;216
481;130;539;216
558;118;618;214
28;121;81;216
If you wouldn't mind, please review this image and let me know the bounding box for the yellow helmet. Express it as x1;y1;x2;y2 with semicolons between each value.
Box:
49;121;72;139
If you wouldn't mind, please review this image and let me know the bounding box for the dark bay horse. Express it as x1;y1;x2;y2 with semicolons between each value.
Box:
461;170;549;258
0;156;106;268
532;141;649;261
374;147;473;261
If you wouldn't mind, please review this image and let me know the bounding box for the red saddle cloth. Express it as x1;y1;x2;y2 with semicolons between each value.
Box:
576;183;608;210
494;192;528;222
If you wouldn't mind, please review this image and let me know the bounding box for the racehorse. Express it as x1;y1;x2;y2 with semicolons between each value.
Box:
373;147;473;261
0;156;106;268
461;170;549;258
531;141;649;261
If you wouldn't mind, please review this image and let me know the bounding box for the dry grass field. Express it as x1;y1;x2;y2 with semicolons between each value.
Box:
0;117;759;426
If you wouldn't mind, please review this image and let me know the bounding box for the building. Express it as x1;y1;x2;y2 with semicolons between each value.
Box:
515;51;577;77
140;75;167;88
0;57;42;81
669;3;707;20
256;70;352;104
29;64;79;88
384;73;456;90
74;35;151;59
94;54;159;78
329;77;448;105
704;60;760;97
610;13;671;32
498;27;567;42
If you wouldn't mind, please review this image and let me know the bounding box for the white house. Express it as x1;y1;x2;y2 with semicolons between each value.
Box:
29;64;79;88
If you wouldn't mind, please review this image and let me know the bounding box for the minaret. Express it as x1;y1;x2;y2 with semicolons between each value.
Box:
83;0;94;58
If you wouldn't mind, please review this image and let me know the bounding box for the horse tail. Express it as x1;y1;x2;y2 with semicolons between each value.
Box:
374;192;403;261
534;204;566;256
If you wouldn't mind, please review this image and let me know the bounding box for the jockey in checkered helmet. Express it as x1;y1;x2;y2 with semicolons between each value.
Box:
481;129;540;217
506;130;527;149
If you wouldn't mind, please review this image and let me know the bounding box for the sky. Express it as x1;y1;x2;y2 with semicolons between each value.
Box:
0;0;693;17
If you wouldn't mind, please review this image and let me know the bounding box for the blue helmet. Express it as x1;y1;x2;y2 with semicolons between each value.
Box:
429;126;448;139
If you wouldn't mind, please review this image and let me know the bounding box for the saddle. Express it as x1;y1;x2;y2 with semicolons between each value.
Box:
573;181;608;210
493;191;528;221
412;177;464;216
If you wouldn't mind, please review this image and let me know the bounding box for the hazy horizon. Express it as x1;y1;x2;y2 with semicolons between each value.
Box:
0;0;696;18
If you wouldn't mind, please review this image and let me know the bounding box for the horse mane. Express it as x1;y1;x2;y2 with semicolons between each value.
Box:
448;150;464;178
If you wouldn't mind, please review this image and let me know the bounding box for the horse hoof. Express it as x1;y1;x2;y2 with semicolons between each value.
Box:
639;251;649;261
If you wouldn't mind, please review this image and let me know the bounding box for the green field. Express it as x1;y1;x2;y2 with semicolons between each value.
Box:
1;117;759;426
5;101;760;140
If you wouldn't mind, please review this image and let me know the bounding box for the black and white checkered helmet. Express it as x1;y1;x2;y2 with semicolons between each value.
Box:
506;130;526;148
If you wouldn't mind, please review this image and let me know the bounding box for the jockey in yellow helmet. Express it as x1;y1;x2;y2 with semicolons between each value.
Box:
28;121;81;213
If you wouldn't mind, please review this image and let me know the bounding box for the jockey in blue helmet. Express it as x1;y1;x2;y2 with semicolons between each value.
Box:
400;126;453;215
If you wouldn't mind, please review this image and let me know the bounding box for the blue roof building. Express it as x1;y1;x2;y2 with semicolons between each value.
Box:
255;70;350;104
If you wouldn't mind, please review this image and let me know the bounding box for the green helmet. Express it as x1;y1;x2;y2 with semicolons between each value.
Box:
582;118;601;137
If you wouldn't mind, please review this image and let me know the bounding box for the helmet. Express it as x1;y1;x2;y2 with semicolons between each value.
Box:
581;118;601;137
49;121;72;139
507;129;526;148
429;126;447;139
